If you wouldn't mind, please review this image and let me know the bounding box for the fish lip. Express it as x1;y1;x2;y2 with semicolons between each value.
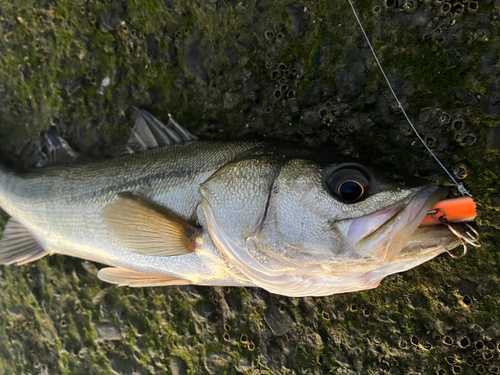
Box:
342;185;446;262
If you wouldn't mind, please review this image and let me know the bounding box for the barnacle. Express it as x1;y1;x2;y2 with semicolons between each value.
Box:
482;350;494;360
384;0;396;8
433;332;443;341
451;119;464;131
446;356;456;365
466;356;475;367
463;134;476;146
425;136;436;148
489;365;500;374
422;342;432;350
458;336;470;348
435;37;446;47
468;1;478;13
410;335;420;346
403;0;418;13
439;111;451;125
443;336;454;346
439;2;452;16
452;3;464;19
453;165;469;180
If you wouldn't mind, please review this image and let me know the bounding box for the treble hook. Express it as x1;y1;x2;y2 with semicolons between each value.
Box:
429;208;482;259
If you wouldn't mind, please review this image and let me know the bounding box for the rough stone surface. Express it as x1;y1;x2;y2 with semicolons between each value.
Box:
0;0;500;374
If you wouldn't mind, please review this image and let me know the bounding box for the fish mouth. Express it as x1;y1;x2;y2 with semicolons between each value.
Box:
337;185;447;263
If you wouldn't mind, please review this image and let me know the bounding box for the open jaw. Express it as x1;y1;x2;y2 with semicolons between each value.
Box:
337;185;448;263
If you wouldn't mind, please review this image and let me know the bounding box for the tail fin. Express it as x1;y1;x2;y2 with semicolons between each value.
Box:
0;163;50;266
0;217;48;265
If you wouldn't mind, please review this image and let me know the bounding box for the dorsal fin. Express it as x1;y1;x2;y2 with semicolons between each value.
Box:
100;192;198;257
98;267;190;287
36;126;80;168
0;218;48;265
121;109;197;155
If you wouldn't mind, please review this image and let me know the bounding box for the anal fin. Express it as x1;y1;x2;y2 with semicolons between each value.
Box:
0;218;48;265
100;192;198;257
98;267;190;287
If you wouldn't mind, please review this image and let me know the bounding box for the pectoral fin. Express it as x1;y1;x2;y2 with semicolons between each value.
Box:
0;218;48;265
100;193;198;257
98;267;190;287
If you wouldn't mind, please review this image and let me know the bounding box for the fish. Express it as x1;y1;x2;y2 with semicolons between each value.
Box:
0;110;461;297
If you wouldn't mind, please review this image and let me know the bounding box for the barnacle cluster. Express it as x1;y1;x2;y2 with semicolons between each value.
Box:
450;118;477;146
264;59;300;114
383;0;478;17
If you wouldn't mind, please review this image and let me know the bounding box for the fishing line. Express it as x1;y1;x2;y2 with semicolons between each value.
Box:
346;0;472;198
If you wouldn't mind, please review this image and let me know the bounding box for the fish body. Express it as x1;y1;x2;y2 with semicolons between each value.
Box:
0;114;460;297
0;141;259;286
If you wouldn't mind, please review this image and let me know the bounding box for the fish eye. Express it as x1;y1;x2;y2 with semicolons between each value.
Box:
325;168;369;203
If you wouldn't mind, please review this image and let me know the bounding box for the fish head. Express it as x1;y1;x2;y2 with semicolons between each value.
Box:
200;145;460;296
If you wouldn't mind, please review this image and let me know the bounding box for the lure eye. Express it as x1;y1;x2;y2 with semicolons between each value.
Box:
326;168;369;203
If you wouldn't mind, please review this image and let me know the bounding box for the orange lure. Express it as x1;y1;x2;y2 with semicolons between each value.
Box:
419;197;477;228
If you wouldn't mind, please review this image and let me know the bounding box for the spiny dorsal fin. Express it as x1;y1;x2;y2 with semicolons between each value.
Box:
98;267;190;287
0;218;48;265
121;109;198;155
100;192;198;257
37;126;80;168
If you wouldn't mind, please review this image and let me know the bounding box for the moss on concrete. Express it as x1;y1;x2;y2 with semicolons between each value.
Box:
1;0;500;374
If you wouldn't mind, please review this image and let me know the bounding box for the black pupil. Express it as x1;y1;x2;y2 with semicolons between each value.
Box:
338;181;363;201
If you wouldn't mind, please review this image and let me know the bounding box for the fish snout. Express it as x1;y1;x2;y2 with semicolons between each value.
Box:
336;186;446;263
